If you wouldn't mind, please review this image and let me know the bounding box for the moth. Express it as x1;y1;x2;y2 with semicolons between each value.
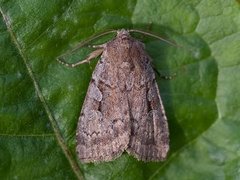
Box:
57;29;175;163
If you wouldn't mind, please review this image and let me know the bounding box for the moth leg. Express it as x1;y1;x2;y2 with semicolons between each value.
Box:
153;67;176;80
89;44;106;49
158;72;176;80
57;48;104;68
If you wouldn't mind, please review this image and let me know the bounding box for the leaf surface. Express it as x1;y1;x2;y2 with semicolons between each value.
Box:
0;0;240;179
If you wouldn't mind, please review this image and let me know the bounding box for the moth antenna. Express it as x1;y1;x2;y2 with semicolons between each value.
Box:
57;29;117;60
129;29;181;48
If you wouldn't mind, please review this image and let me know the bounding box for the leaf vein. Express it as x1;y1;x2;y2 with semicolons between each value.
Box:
0;7;83;180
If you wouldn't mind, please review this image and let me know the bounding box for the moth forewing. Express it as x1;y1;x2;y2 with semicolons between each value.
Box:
58;29;170;163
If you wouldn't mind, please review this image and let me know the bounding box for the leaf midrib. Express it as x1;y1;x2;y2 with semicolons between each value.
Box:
0;7;83;180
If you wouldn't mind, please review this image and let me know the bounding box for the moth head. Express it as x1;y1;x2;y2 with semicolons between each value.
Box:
116;29;130;40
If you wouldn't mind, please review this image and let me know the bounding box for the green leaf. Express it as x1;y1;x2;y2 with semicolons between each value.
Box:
0;0;240;179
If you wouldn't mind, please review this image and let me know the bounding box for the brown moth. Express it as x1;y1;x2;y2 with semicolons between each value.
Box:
57;29;170;163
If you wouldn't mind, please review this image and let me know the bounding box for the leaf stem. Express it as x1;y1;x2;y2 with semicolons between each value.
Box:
0;7;84;180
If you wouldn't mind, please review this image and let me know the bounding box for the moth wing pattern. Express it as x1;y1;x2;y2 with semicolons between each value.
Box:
126;44;169;161
75;29;169;163
76;51;131;163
